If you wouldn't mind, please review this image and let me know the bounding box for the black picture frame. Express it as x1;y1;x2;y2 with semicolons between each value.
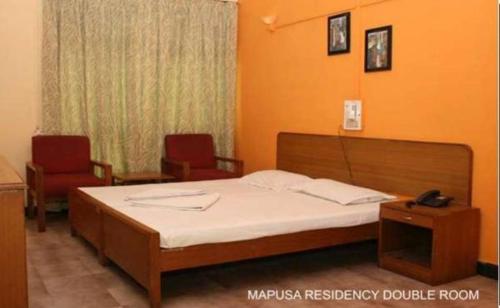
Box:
328;12;350;56
364;25;392;72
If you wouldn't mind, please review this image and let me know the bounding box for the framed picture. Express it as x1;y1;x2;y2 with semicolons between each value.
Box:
328;12;350;55
364;25;392;72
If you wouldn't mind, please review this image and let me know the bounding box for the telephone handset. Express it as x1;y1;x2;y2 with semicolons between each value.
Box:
415;190;453;208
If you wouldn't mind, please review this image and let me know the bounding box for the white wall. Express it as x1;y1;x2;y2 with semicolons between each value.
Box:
0;0;42;176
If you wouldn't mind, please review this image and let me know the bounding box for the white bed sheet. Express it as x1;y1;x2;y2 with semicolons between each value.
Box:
79;179;383;249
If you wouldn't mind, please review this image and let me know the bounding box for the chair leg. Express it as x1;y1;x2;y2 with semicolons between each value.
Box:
70;226;78;237
98;251;110;266
26;191;35;219
36;196;46;232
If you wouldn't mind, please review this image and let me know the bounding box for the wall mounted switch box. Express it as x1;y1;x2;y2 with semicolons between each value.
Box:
343;100;362;130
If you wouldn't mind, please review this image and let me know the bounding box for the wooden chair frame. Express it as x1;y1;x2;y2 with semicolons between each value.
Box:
26;160;112;232
161;156;244;181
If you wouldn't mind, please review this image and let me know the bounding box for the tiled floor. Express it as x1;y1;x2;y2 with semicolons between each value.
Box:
27;214;497;307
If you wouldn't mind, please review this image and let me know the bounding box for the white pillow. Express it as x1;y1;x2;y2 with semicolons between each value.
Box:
290;178;395;205
239;170;312;192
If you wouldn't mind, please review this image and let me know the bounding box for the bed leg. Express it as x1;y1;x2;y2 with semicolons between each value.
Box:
96;206;109;266
148;233;161;308
148;274;161;308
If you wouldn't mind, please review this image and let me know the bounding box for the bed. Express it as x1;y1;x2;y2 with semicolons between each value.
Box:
69;132;472;307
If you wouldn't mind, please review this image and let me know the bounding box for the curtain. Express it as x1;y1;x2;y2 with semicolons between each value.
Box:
42;0;238;173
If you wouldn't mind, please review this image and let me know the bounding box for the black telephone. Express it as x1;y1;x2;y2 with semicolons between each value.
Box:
415;190;453;208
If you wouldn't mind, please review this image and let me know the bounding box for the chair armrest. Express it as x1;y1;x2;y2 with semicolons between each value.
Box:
215;156;244;177
26;161;43;173
26;162;44;194
161;158;189;181
90;160;112;186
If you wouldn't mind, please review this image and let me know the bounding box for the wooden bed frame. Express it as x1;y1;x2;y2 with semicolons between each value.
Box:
69;132;473;307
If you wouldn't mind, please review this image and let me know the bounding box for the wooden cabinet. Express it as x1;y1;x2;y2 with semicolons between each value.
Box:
378;201;480;285
0;156;28;308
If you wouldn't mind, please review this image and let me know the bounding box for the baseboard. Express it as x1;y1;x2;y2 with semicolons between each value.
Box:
477;262;498;280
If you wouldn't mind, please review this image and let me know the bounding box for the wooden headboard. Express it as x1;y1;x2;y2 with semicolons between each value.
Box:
277;132;473;206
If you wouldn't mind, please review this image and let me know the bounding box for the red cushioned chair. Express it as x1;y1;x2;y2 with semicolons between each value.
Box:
161;134;243;182
26;135;112;232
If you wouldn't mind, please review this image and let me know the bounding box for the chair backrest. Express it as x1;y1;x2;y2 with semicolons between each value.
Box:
32;135;91;174
165;134;216;169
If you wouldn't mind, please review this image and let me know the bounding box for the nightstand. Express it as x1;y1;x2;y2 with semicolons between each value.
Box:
378;201;480;285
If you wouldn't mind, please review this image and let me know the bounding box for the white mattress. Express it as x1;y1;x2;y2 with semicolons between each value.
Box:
79;179;383;249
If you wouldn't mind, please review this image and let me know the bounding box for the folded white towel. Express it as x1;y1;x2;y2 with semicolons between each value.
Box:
130;193;220;211
125;188;205;201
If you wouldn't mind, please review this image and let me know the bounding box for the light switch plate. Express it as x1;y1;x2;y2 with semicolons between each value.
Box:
343;100;362;130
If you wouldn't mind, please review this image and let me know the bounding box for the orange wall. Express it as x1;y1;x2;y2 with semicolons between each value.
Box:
237;0;498;263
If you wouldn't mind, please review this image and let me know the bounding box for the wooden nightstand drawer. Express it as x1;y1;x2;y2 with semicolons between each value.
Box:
381;207;433;228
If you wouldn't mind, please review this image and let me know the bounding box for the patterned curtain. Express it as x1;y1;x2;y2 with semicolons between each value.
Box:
42;0;238;173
